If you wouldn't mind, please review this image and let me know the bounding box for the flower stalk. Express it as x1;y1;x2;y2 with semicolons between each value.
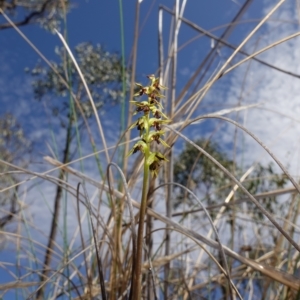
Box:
128;75;170;299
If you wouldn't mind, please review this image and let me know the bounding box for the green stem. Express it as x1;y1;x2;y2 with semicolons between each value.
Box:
133;115;150;300
133;159;149;299
129;76;168;298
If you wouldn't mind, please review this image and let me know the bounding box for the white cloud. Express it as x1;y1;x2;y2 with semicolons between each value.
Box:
212;0;300;175
180;67;191;76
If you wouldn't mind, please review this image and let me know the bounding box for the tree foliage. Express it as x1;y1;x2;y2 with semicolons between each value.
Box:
0;114;31;228
28;42;128;119
0;0;70;31
174;139;288;220
174;139;235;207
26;42;128;298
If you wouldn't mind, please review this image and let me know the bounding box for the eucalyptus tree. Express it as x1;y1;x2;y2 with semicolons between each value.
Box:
28;42;128;299
173;139;288;298
174;139;287;216
0;114;31;229
0;0;70;31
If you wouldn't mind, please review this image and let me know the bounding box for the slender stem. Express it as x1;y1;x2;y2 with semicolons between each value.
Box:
133;116;150;299
129;76;169;298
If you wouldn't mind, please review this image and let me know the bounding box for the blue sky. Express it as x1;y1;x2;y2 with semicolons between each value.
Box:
0;0;271;152
0;0;254;165
2;0;300;298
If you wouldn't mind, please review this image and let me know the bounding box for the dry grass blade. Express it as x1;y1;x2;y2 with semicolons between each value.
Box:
165;124;300;253
44;156;300;291
170;0;286;133
185;115;300;194
163;0;253;110
173;103;261;127
162;5;300;80
107;162;137;299
202;0;286;92
75;184;92;297
0;7;96;155
223;31;300;78
153;182;236;298
78;183;107;300
55;30;110;164
173;186;298;217
0;281;39;291
142;247;196;270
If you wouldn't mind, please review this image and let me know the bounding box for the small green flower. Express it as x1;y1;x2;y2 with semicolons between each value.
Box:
127;140;148;157
134;82;157;97
147;74;167;91
150;106;169;119
148;118;171;131
129;116;149;136
148;96;164;109
147;151;169;178
149;161;160;178
130;100;151;115
148;131;170;147
134;83;147;96
128;75;170;178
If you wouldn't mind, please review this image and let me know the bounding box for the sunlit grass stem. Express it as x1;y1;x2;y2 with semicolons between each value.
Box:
128;75;169;298
133;152;150;299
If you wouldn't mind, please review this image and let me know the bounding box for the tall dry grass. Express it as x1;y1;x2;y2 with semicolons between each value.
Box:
1;0;300;299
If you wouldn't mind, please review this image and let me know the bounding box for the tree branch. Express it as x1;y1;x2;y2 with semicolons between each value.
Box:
0;0;52;30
